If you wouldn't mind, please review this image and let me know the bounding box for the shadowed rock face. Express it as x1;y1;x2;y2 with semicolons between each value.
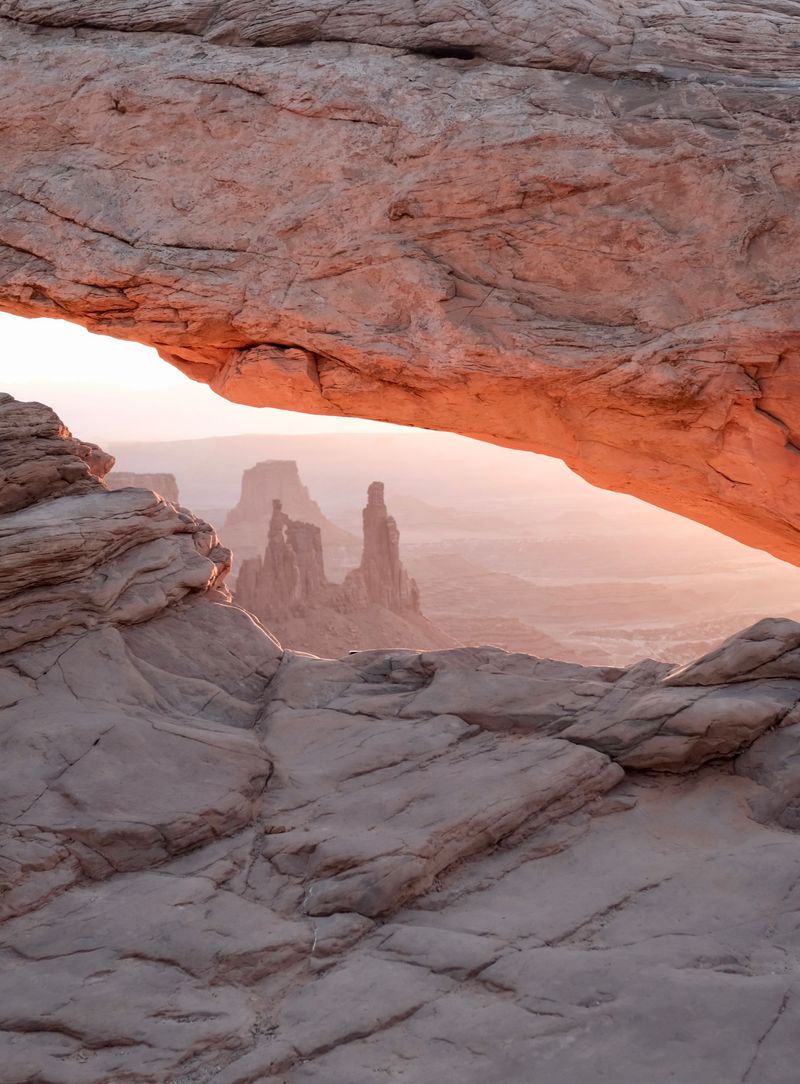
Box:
6;395;800;1081
2;5;800;561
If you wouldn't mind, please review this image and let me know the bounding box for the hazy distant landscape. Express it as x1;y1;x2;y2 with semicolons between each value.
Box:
110;428;800;666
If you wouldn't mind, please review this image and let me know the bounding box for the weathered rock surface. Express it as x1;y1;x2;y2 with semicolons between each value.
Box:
6;395;800;1081
0;397;282;923
106;469;180;504
667;617;800;687
224;460;356;570
0;393;111;513
235;482;456;656
2;7;800;561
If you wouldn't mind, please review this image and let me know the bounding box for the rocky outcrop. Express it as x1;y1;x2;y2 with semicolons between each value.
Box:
224;460;355;570
236;499;329;622
2;7;800;562
235;485;451;657
0;393;112;513
106;470;180;504
7;395;800;1081
0;395;282;921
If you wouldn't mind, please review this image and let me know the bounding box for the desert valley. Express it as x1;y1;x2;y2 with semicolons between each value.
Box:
109;430;800;666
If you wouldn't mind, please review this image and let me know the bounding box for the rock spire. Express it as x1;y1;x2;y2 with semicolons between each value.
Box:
223;460;356;570
350;481;420;614
235;479;442;656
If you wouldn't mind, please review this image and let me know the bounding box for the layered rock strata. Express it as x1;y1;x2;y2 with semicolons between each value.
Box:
3;6;800;561
106;470;180;504
5;396;800;1081
0;395;282;923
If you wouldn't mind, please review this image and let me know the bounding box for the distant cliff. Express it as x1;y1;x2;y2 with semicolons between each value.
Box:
235;482;456;658
106;471;180;505
223;460;356;573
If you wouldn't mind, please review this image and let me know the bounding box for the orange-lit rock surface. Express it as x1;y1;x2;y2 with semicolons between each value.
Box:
2;4;800;561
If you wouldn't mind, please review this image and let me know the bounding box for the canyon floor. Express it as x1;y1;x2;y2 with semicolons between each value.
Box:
4;395;800;1083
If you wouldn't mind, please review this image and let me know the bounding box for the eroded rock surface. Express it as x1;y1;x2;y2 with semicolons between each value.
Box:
0;393;112;513
5;395;800;1082
0;397;282;923
2;7;800;561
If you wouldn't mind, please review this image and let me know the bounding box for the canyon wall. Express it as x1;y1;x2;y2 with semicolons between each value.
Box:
2;4;800;561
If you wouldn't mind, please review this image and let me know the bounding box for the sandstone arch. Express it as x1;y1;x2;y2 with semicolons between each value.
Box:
2;2;800;561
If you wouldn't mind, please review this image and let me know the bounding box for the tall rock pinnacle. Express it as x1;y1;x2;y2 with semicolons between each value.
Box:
356;482;420;614
236;499;328;625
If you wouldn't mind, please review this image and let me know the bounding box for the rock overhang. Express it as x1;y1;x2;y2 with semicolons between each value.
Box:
2;3;800;561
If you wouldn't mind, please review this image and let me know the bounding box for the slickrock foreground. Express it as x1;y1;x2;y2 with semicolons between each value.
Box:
3;3;800;562
235;481;456;656
4;396;800;1082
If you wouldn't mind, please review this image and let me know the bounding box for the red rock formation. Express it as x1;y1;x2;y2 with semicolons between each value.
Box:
236;484;452;657
224;460;356;570
346;482;421;614
2;7;800;561
236;499;329;623
106;470;180;504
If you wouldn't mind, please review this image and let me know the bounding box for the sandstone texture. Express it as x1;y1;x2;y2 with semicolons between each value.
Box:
235;479;456;656
2;4;800;561
5;395;800;1081
106;469;180;504
0;393;112;513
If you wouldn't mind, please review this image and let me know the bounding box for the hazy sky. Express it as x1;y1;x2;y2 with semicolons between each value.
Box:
1;313;400;442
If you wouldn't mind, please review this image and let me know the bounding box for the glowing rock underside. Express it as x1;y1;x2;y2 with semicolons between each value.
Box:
2;2;800;560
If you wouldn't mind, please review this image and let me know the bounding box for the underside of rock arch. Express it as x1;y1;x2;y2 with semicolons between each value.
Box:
3;2;800;561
